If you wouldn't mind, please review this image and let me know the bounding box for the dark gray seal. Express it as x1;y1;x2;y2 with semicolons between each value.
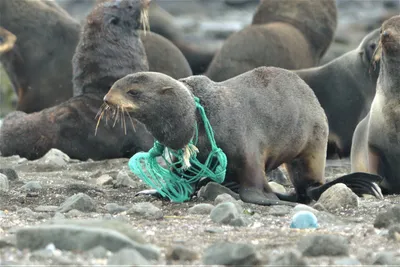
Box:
102;67;382;205
295;28;381;158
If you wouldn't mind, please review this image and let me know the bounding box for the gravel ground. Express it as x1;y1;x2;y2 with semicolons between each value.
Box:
0;150;399;266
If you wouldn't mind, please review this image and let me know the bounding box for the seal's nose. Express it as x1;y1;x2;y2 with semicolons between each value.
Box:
382;31;390;38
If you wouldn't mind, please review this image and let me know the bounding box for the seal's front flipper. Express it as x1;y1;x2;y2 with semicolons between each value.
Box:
239;187;297;206
306;172;384;200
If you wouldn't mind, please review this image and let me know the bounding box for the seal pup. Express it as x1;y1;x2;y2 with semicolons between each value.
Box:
0;0;81;113
205;0;337;82
351;15;400;194
295;29;381;158
0;0;154;160
103;68;382;205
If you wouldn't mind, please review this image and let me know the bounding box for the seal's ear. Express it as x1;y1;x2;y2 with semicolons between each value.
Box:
159;86;174;95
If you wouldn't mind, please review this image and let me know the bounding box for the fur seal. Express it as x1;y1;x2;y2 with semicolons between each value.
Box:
0;0;81;113
295;28;381;158
350;15;400;194
103;67;383;205
205;0;337;82
0;0;154;160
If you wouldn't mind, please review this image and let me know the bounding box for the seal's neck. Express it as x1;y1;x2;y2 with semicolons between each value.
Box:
378;56;400;96
138;83;197;150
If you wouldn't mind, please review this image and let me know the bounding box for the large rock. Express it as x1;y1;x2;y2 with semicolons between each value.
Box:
58;193;96;213
298;234;349;256
316;183;359;212
202;242;260;265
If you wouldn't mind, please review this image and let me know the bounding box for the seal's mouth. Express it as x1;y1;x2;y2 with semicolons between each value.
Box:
380;30;400;56
94;90;138;135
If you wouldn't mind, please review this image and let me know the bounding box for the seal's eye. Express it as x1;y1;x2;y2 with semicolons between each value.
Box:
127;90;140;97
109;17;120;25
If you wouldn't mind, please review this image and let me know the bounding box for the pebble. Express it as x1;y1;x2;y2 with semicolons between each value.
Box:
113;170;139;188
333;257;362;265
96;174;113;186
374;205;400;228
188;203;215;215
373;252;399;265
107;248;150;266
197;182;239;201
20;181;42;192
34;206;59;212
268;181;287;194
58;193;96;213
105;203;127;215
268;250;308;266
290;211;319;229
298;234;349;257
87;245;110;259
166;245;199;262
210;202;249;227
0;174;9;192
126;202;163;220
36;148;70;168
316;183;359;212
214;193;242;212
202;242;260;265
0;168;18;181
388;224;400;240
15;224;160;261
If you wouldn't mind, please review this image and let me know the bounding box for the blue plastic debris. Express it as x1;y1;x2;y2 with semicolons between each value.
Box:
290;211;319;229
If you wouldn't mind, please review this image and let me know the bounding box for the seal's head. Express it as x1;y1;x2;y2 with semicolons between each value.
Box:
87;0;151;36
379;15;400;58
101;72;196;149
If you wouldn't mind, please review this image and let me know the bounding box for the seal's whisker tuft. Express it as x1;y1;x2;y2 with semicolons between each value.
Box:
126;110;136;132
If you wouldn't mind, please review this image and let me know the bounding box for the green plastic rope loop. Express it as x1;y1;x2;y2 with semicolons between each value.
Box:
128;96;228;202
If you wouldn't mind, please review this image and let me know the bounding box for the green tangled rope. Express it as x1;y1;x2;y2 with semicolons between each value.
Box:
128;96;228;203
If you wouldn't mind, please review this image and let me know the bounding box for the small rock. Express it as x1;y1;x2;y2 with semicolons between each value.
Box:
114;170;139;188
34;206;59;212
37;148;70;168
126;202;163;220
293;204;319;214
0;168;18;181
96;174;113;186
298;234;349;256
188;203;215;215
290;211;318;229
53;212;65;220
316;183;359;212
374;205;400;228
65;209;84;218
0;174;9;192
210;202;248;227
166;245;199;262
202;242;260;265
16;224;160;260
388;224;400;240
268;181;287;194
105;203;127;215
267;167;290;185
107;248;150;265
17;207;35;216
58;193;96;213
373;252;399;265
214;193;242;212
268;205;292;216
0;236;16;248
20;181;42;192
197;182;239;201
334;257;362;265
87;245;110;258
268;250;308;266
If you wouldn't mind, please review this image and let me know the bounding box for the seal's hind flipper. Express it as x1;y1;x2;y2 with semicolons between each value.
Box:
306;172;384;200
239;187;297;206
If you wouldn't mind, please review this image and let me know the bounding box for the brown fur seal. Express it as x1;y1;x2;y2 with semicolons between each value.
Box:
295;28;381;159
0;0;154;160
0;0;81;113
351;15;400;194
103;67;382;205
205;0;337;82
